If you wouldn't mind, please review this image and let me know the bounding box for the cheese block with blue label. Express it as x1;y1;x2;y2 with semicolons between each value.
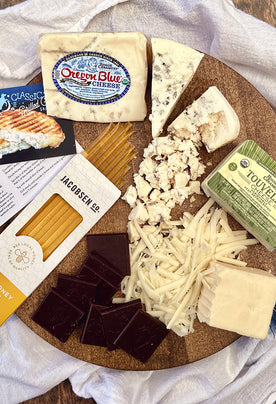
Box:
150;38;204;138
37;32;148;122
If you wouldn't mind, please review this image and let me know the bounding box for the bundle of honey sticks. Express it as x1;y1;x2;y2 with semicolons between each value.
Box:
17;123;135;261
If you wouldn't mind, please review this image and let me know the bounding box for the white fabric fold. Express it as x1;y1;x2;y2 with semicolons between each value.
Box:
0;0;127;87
0;315;88;404
0;0;275;403
68;334;276;404
83;0;276;108
1;314;275;404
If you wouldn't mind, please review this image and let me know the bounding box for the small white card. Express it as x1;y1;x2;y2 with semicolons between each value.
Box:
0;142;83;227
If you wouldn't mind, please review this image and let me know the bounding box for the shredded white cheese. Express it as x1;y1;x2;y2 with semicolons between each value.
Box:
120;199;258;337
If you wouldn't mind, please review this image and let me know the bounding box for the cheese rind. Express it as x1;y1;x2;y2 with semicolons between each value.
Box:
197;261;276;339
37;32;148;122
168;86;240;152
150;38;204;138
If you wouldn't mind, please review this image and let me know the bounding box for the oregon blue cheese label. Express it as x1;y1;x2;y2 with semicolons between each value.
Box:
52;52;131;105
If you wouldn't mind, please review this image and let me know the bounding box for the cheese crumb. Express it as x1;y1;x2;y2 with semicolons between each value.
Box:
123;132;205;225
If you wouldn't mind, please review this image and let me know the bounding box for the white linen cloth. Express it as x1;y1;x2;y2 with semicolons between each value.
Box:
0;0;275;403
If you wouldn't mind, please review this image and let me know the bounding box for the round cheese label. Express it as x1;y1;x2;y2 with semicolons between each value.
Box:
52;52;131;105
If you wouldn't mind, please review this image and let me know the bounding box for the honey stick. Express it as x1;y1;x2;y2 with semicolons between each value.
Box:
109;165;132;188
16;122;135;260
84;123;116;157
18;194;61;236
97;141;135;174
91;124;133;167
103;146;136;177
85;123;133;163
35;202;75;246
42;211;83;260
27;196;66;239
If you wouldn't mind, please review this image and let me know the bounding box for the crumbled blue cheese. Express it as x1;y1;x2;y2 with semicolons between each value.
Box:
133;174;152;201
123;86;240;227
123;130;205;225
128;202;149;224
122;185;137;208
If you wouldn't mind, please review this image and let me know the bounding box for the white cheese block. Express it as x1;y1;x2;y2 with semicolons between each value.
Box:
37;32;148;122
168;86;240;152
197;261;276;339
150;38;204;138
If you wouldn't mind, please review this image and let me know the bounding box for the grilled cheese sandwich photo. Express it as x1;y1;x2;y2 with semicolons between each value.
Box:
0;109;66;159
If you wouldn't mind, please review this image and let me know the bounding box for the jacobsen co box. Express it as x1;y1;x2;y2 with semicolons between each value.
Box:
0;154;120;325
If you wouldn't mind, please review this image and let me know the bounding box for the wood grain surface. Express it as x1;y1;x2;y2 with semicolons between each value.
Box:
15;54;276;371
0;0;275;403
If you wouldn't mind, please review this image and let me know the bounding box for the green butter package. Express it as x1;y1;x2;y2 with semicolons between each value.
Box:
202;140;276;251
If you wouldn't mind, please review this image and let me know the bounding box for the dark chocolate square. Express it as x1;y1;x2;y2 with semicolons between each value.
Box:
87;233;130;276
114;310;169;363
101;300;142;351
77;265;117;305
32;288;84;343
86;253;123;289
80;303;109;347
77;263;100;284
96;282;117;305
56;274;98;312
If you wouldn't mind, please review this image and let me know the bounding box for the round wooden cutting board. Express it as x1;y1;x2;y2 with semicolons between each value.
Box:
15;53;276;371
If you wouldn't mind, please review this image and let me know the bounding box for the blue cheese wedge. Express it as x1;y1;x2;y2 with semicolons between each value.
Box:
37;32;148;122
150;38;204;138
168;86;240;152
197;261;276;339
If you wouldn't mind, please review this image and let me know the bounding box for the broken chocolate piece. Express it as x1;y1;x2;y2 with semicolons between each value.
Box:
114;310;169;363
86;253;123;289
96;282;117;305
80;303;109;347
77;262;100;284
87;233;130;276
101;300;142;351
56;274;98;312
77;264;117;305
32;288;84;343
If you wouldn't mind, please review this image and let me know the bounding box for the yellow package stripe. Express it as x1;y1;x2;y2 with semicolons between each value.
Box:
0;272;26;326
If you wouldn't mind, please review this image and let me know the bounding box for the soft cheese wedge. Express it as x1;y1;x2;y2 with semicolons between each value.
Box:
168;86;240;152
37;32;148;122
197;261;276;339
150;38;204;138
